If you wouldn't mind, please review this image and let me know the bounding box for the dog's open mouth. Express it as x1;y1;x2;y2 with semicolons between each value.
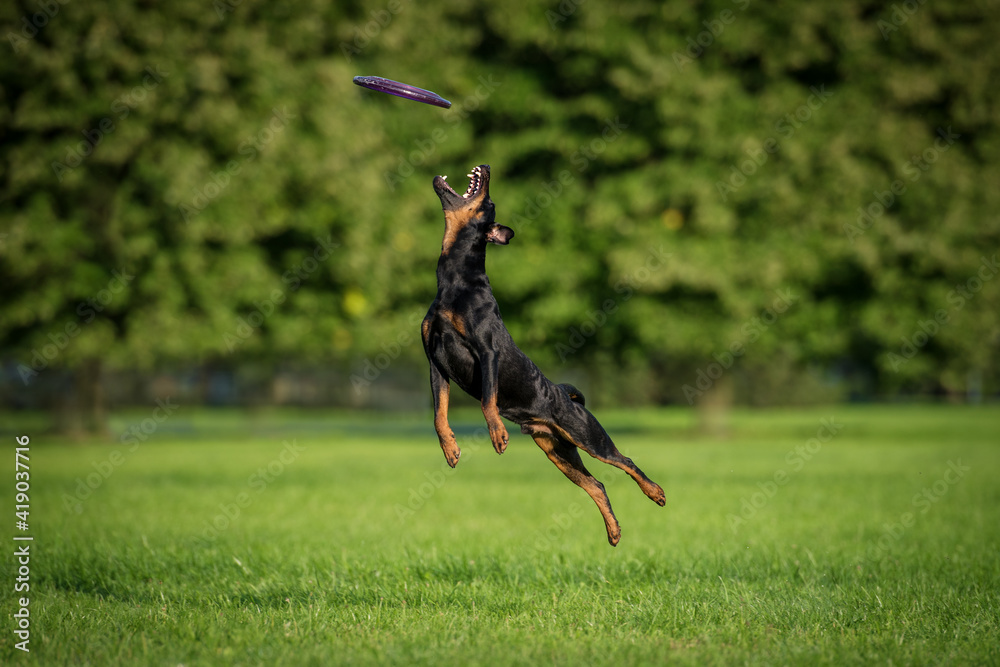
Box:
434;165;489;208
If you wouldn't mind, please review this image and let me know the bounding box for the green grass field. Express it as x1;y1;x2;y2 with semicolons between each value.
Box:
2;405;998;665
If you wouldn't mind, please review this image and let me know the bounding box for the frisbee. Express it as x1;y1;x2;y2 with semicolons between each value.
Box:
353;75;452;109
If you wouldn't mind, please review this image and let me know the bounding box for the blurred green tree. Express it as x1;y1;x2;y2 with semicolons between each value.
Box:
0;0;404;431
368;0;1000;406
1;0;998;433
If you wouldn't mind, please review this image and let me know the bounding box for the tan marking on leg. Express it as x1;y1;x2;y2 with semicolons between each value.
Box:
434;383;460;467
532;432;621;546
482;393;508;454
547;422;665;507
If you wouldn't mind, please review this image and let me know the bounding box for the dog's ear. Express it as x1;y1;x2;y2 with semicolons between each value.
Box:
486;224;514;245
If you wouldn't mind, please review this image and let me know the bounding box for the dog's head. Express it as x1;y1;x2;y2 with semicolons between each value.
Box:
432;164;514;254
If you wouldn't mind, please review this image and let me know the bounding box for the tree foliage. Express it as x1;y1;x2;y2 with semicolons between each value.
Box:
2;0;998;414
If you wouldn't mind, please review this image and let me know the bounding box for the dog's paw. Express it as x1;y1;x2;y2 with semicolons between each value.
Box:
489;423;509;454
607;524;621;547
649;483;666;507
440;439;461;468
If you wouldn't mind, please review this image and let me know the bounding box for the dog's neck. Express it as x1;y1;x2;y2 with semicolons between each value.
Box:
436;232;490;290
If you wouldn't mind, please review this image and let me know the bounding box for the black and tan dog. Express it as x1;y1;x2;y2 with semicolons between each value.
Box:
421;164;665;546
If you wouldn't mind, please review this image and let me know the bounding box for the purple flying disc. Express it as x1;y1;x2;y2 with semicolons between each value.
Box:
353;75;452;109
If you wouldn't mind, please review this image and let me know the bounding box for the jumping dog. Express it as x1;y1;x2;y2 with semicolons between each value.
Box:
421;164;665;545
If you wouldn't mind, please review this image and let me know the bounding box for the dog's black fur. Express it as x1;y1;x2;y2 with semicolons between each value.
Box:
421;164;665;545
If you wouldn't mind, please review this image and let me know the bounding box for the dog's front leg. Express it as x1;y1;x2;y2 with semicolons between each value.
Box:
429;363;461;467
478;344;509;454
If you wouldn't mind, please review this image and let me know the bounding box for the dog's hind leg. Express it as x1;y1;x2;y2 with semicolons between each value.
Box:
597;452;665;507
528;425;621;546
550;421;666;508
583;444;665;508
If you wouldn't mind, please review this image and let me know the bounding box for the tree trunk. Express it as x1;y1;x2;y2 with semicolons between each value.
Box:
697;373;733;438
54;358;108;438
